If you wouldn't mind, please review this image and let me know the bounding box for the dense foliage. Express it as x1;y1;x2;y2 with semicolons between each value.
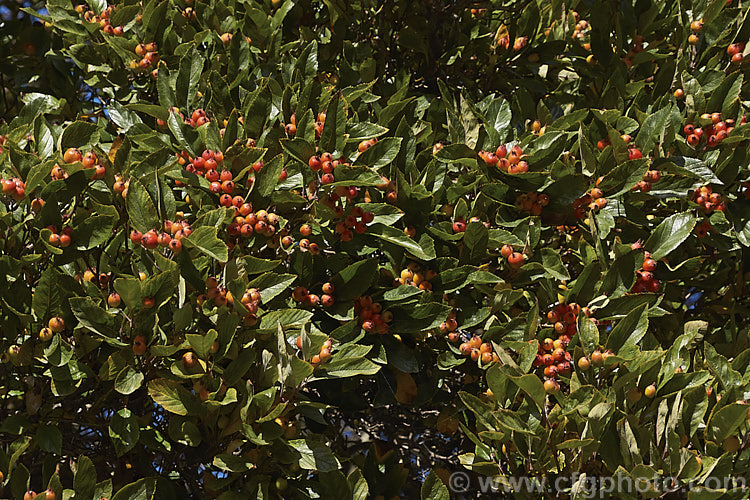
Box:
2;0;750;498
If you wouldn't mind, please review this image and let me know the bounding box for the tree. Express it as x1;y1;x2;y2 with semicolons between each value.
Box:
1;0;750;498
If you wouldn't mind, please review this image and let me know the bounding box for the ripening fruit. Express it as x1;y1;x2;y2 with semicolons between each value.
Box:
63;148;82;163
142;296;155;308
24;491;37;500
590;350;604;366
723;435;741;453
644;384;656;398
543;379;559;393
500;244;513;258
507;252;524;268
626;387;642;403
673;88;685;99
42;490;56;500
108;292;121;307
39;327;54;341
182;351;198;368
690;19;704;32
48;316;65;333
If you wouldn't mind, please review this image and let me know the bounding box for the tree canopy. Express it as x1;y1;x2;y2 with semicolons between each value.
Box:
1;0;750;498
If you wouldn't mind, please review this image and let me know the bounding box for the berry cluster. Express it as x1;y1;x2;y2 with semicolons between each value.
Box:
61;148;106;179
39;316;65;342
500;244;525;269
358;137;379;152
458;335;500;365
393;262;436;290
534;302;590;393
23;489;56;500
694;220;712;238
479;144;528;174
333;205;374;241
497;35;527;51
692;185;725;214
572;187;607;218
596;135;643;160
294;224;321;255
129;219;193;254
295;337;333;367
178;148;226;178
547;302;585;343
46;225;73;248
683;113;737;148
307;151;352;185
292;283;335;308
355;296;393;334
688;19;704;44
0;176;26;201
78;4;124;36
728;42;746;64
571;17;590;41
514;192;550;215
227;208;280;247
577;349;616;372
633;251;660;293
112;174;130;198
632;169;661;192
129;42;159;73
285;111;325;138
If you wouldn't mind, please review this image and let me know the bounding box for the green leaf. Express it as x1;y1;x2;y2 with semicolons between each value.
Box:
126;178;159;233
60;121;99;150
73;215;117;250
460;221;488;264
32;267;63;320
114;366;145;395
370;223;436;260
70;296;122;340
249;272;298;303
109;409;140;456
635;105;672;153
182;226;229;262
288;439;341;472
434;143;478;167
176;47;204;111
73;455;97;500
319;92;347;154
644;212;697;260
577;315;599;356
421;471;449;500
706;403;750;442
147;379;200;416
540;248;570;280
497;365;547;411
255;153;284;197
36;424;62;455
330;259;378;302
280;137;315;165
354;137;402;168
186;330;218;359
605;304;648;358
111;478;157;500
